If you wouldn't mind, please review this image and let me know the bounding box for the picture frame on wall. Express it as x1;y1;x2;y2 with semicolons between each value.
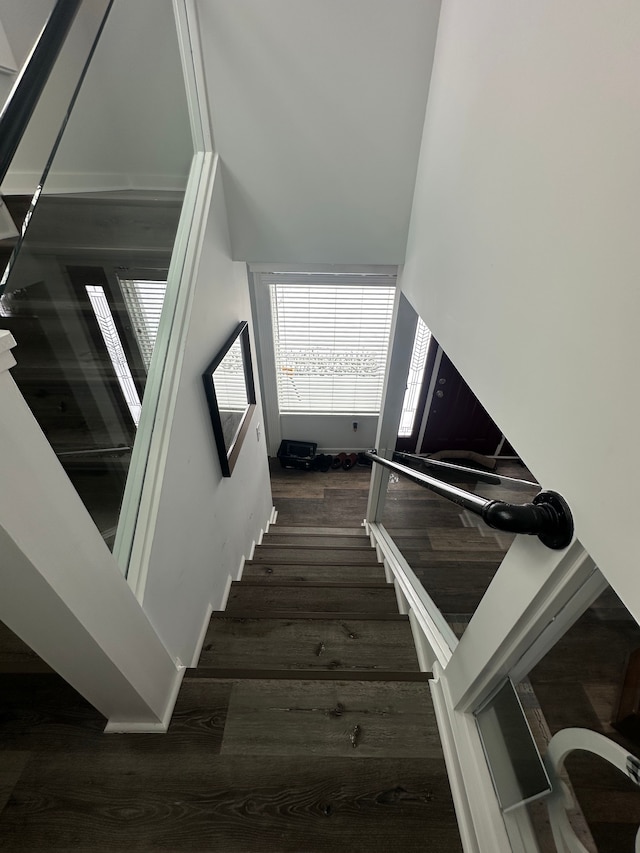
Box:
202;321;256;477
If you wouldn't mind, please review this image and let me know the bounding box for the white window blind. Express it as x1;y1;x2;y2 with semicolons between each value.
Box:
270;282;395;413
86;285;142;426
118;278;167;370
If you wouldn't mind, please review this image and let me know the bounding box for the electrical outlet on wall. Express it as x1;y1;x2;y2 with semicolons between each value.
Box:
256;423;261;442
352;421;358;431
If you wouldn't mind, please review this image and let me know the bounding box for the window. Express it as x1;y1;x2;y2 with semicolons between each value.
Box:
398;317;431;437
85;285;143;426
269;280;396;413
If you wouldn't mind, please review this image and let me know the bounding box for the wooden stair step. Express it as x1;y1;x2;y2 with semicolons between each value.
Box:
268;525;368;537
212;611;408;621
220;680;443;758
196;617;419;673
188;668;429;682
236;580;390;588
242;562;387;583
263;535;372;549
225;584;398;615
251;546;379;565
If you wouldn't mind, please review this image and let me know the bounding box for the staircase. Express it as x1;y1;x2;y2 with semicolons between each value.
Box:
0;524;462;851
185;524;463;852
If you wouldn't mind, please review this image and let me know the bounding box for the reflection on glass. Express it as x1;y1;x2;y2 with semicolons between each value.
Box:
0;0;193;550
524;584;640;849
474;679;551;811
213;338;250;451
202;322;256;478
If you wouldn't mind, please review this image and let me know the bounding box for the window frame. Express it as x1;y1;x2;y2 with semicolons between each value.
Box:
251;270;397;455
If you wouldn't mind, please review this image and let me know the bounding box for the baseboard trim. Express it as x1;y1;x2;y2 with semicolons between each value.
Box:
236;556;246;582
189;602;214;668
104;664;185;734
218;574;233;612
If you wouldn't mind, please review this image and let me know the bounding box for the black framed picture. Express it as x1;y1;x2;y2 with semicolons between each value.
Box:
202;321;256;477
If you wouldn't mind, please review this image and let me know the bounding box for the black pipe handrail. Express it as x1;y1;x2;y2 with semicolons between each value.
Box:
394;451;539;489
0;0;82;184
365;450;573;550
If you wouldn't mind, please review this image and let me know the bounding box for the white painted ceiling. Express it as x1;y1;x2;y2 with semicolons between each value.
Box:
196;0;441;265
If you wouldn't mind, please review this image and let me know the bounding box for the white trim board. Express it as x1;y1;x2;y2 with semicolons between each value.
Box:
105;665;185;734
430;666;512;852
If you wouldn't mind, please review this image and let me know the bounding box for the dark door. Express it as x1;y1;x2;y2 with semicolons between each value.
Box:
420;348;502;454
396;335;504;456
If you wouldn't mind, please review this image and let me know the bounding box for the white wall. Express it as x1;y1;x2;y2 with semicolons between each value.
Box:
141;163;273;666
279;413;377;456
196;0;441;264
401;0;640;622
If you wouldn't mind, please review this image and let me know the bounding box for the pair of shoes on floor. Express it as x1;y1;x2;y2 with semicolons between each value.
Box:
331;452;358;471
311;453;334;472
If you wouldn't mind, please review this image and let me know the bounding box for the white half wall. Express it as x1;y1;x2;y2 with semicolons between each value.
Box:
401;0;640;622
141;162;273;666
0;331;179;729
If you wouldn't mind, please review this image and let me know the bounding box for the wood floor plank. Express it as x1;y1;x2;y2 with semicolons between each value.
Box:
425;528;507;551
0;752;30;812
0;754;461;852
251;546;379;565
221;680;442;758
0;623;51;674
225;585;398;615
0;676;231;755
242;562;386;583
198;618;419;672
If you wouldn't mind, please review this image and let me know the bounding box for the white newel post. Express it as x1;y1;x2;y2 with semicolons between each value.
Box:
0;330;181;731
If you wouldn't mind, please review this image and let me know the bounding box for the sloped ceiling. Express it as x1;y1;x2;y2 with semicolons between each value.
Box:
196;0;441;264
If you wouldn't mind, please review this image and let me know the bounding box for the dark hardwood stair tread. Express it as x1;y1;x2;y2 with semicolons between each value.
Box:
212;611;409;621
198;616;420;672
188;668;430;681
268;525;369;537
251;546;379;565
220;680;443;758
234;580;390;588
243;562;386;583
263;535;372;549
226;585;398;615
